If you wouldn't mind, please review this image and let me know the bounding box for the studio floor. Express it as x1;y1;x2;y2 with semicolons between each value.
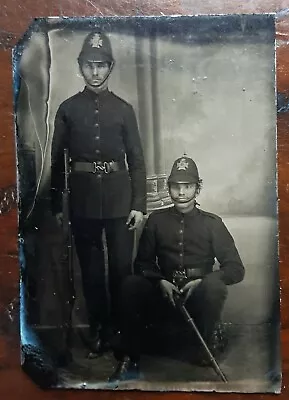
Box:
50;323;281;393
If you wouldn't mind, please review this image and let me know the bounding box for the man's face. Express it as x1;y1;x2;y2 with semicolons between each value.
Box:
169;182;198;213
80;60;111;88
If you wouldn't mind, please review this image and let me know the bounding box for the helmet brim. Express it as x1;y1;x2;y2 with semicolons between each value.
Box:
79;53;114;63
168;175;199;184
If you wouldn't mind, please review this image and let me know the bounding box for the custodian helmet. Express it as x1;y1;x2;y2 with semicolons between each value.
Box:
168;156;200;184
78;30;114;64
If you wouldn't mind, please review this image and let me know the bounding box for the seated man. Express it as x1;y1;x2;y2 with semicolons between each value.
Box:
109;155;245;382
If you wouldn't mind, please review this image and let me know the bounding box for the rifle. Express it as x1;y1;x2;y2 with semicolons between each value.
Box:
61;148;75;344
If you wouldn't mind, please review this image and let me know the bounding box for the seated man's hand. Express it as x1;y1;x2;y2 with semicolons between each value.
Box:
159;279;180;307
126;210;144;231
180;279;202;302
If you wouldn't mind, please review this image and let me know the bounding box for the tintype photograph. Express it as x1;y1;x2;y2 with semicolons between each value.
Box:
13;14;280;392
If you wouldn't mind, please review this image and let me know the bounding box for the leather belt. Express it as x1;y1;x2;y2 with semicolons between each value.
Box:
72;160;122;174
186;268;204;279
172;268;204;282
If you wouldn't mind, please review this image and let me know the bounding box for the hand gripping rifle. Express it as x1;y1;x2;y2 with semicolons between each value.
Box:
61;149;75;346
172;273;228;383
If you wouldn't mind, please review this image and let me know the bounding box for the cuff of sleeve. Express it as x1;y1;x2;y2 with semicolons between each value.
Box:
204;270;224;282
209;266;245;285
131;197;147;214
143;272;164;280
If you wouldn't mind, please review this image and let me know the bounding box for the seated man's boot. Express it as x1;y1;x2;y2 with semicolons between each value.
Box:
194;346;212;367
108;356;140;382
192;336;219;367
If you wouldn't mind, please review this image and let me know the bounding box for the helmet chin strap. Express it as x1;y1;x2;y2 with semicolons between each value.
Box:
94;60;114;88
81;60;115;91
177;197;195;204
170;187;198;205
172;194;199;213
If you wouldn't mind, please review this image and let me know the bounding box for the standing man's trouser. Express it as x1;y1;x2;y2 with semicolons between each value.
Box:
72;217;134;335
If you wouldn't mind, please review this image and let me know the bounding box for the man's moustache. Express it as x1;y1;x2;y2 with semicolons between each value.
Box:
174;197;194;204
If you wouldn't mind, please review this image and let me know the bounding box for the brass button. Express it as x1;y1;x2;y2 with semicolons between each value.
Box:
94;122;99;127
95;136;100;140
95;149;100;154
179;230;183;234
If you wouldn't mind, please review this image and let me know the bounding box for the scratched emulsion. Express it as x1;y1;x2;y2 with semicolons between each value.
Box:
12;23;58;388
18;239;58;388
18;240;38;346
13;29;55;379
0;185;17;215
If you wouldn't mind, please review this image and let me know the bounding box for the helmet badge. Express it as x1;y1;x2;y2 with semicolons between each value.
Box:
177;158;189;171
90;34;103;48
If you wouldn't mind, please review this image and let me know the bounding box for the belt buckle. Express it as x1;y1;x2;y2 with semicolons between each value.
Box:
103;161;110;174
172;270;188;286
92;161;97;173
92;161;110;174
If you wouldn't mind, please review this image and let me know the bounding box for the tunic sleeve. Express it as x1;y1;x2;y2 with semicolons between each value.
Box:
50;104;69;215
134;215;164;281
122;104;147;214
210;218;245;285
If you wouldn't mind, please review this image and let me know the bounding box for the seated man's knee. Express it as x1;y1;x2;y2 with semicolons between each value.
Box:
121;275;152;298
200;273;228;301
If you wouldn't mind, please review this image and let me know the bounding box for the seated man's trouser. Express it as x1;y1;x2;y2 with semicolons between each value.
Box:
115;274;228;362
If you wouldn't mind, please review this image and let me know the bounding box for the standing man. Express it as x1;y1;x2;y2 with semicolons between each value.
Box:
51;30;146;363
109;155;245;382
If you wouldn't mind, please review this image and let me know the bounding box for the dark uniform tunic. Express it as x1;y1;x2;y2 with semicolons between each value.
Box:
51;87;146;334
116;205;245;361
51;87;146;218
135;206;244;285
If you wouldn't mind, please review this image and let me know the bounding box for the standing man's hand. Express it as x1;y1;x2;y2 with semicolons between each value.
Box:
159;279;180;307
55;212;63;226
126;210;144;230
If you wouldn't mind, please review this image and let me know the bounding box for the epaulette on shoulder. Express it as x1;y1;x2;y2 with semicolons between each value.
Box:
62;91;82;106
148;207;173;219
110;91;131;106
199;209;221;221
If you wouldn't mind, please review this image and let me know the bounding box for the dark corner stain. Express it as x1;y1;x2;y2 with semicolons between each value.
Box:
0;185;17;215
0;30;18;50
277;92;289;113
21;343;59;389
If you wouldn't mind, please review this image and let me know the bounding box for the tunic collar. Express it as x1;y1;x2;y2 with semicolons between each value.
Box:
169;205;199;218
82;86;110;99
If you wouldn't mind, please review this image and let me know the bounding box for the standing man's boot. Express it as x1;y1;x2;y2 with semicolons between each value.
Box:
108;356;140;382
79;323;109;359
87;326;111;359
